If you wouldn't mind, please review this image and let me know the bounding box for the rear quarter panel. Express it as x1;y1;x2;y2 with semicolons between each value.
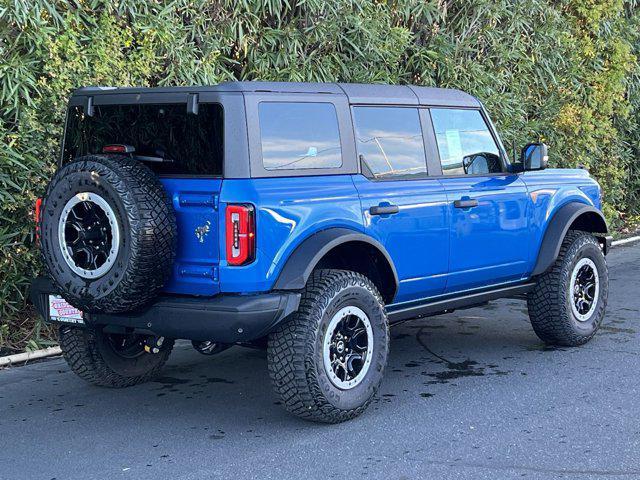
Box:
218;176;363;293
520;168;601;276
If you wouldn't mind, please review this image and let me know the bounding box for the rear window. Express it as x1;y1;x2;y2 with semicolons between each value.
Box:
62;103;223;176
258;102;342;170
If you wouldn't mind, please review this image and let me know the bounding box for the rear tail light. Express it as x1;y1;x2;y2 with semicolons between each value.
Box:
34;197;43;244
225;204;255;266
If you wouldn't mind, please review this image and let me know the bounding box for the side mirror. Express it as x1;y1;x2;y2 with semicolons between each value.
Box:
520;142;548;171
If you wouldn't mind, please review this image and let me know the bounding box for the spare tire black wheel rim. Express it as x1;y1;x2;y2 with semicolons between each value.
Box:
323;306;374;390
58;192;120;279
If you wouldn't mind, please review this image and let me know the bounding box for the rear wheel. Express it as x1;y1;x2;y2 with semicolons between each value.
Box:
58;326;174;387
527;230;608;346
268;269;389;423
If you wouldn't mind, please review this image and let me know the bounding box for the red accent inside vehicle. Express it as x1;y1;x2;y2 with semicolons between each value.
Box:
34;197;43;243
102;144;134;154
225;204;255;266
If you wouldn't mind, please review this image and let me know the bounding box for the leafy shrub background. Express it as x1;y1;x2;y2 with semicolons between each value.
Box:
1;0;639;351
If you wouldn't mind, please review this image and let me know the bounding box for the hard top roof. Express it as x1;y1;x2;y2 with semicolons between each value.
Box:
73;81;481;108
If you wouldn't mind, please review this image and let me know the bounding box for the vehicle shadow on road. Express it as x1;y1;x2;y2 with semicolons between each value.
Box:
6;291;637;438
3;298;574;432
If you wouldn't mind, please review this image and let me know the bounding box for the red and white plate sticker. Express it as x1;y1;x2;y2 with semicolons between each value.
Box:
48;295;84;324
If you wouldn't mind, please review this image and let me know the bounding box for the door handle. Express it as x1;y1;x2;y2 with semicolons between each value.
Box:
453;198;479;209
370;204;400;216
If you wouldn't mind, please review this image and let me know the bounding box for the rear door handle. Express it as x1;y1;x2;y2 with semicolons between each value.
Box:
370;204;400;216
453;198;479;209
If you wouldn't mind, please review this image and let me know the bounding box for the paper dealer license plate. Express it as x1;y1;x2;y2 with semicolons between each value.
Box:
48;295;84;324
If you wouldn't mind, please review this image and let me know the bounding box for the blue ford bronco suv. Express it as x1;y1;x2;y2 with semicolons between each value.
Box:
31;82;612;423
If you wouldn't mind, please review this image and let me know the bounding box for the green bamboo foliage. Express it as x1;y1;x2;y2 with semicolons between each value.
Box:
0;0;639;350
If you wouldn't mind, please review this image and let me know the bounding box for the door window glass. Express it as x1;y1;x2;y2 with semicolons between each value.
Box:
259;102;342;170
430;109;503;175
352;107;427;179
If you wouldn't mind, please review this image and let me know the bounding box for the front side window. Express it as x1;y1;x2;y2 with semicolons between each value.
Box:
259;102;342;170
430;108;503;176
353;107;427;179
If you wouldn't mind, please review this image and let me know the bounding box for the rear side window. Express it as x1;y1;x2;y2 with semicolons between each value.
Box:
430;108;503;176
352;107;427;179
63;103;223;176
259;102;342;170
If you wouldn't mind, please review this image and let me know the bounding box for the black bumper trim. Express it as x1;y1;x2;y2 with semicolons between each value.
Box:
30;277;301;343
604;235;613;254
387;282;536;323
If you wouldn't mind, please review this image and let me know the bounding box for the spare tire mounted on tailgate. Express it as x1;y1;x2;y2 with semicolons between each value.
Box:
40;154;177;313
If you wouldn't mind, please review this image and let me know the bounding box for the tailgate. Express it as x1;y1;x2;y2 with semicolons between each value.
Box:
160;178;222;296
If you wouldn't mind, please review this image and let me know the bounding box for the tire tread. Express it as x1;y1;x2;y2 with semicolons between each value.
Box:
268;269;388;423
40;155;177;313
527;230;608;346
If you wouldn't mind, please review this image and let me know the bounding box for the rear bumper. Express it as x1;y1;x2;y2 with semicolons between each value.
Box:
30;277;300;343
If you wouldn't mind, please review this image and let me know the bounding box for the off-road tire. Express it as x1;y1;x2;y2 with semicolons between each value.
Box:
528;230;608;346
40;155;176;313
58;326;174;388
268;269;389;423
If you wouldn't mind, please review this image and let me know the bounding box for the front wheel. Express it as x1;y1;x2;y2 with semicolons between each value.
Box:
528;230;609;346
58;326;174;387
268;269;389;423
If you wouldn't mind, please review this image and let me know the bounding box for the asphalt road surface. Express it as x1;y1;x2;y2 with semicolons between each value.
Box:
2;243;639;480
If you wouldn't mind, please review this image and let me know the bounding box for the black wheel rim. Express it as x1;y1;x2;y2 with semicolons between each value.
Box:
58;193;120;279
570;258;600;321
65;202;112;269
323;306;373;389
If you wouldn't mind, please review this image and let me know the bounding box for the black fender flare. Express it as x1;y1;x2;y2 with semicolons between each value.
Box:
272;227;399;298
532;202;608;276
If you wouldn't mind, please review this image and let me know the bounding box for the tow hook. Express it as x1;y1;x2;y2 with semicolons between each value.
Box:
143;336;165;354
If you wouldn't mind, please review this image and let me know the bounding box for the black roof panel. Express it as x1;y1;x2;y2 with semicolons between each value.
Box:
408;86;480;107
72;81;480;107
230;81;344;94
337;83;418;105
